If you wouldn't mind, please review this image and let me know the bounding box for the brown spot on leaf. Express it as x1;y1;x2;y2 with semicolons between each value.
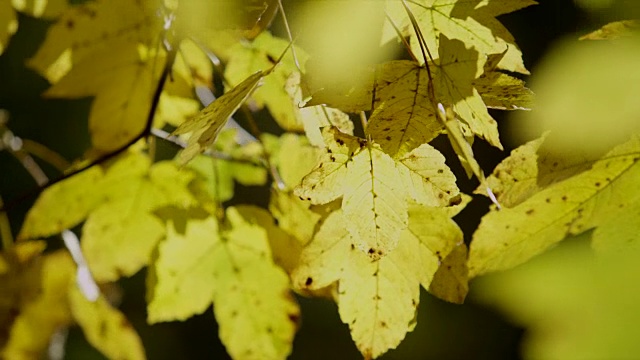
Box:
305;277;313;286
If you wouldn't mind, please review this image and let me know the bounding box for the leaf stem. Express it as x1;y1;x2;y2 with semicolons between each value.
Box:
276;0;302;72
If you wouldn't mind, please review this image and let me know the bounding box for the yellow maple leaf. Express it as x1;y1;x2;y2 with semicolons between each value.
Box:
295;128;459;259
383;0;536;74
292;204;466;358
469;135;640;277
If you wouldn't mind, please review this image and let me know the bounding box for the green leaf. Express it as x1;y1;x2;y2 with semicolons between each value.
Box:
469;135;640;277
147;206;299;360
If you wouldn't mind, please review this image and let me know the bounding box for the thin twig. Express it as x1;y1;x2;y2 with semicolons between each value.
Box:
0;39;179;214
384;10;419;63
276;0;301;72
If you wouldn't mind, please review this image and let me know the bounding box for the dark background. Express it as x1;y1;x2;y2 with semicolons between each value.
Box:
0;1;613;359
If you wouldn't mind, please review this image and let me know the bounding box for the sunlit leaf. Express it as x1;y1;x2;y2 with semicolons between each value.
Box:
173;70;266;165
435;35;502;149
383;0;536;74
264;133;323;191
12;0;67;17
225;31;307;131
292;204;466;358
296;128;459;259
469;135;640;277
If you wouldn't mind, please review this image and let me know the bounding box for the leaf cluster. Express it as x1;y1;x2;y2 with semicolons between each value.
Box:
1;0;639;359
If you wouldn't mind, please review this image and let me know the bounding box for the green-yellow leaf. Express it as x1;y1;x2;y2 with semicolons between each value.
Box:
473;71;534;110
173;70;266;165
12;0;67;18
476;238;640;360
469;135;640;277
263;133;322;191
0;0;18;55
225;31;308;131
2;251;74;359
69;287;146;360
148;206;299;360
188;129;267;204
404;205;468;303
580;20;639;40
268;189;321;246
82;161;199;281
383;0;536;74
19;165;104;239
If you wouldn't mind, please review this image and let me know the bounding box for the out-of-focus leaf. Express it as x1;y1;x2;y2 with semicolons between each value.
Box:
476;238;640;360
69;288;145;360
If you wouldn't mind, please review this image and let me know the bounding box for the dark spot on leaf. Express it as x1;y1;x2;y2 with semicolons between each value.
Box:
305;277;313;286
288;313;300;324
66;20;74;29
595;182;601;187
525;209;534;215
386;136;392;141
380;321;388;328
562;195;568;201
437;169;444;174
368;248;375;254
266;326;274;333
545;198;551;203
383;127;390;131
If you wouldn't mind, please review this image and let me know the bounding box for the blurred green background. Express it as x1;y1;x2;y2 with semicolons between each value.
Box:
0;0;626;359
